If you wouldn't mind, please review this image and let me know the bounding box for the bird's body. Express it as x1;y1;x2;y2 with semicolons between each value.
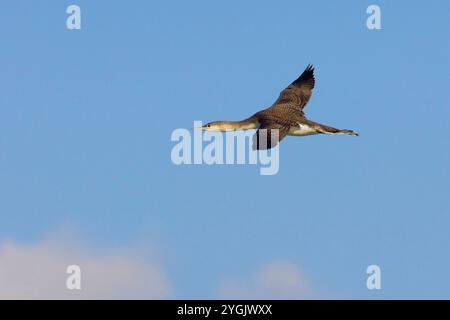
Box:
202;65;358;149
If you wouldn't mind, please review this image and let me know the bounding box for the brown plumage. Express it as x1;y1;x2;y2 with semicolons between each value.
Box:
202;64;358;150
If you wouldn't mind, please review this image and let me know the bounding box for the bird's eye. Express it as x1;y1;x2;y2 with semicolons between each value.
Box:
206;124;211;127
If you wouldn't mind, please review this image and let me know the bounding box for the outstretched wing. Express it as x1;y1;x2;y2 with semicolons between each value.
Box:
252;121;290;150
270;64;315;115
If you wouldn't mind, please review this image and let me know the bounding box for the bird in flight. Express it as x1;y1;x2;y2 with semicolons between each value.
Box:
202;65;358;150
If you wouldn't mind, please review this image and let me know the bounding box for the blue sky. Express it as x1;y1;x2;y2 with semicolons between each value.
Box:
0;0;449;299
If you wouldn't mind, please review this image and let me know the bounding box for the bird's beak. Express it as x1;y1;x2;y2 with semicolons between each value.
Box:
193;126;204;131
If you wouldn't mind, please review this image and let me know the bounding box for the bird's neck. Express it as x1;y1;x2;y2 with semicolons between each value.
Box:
216;116;259;131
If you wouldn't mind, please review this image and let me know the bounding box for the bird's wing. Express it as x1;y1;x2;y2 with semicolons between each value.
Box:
252;120;290;150
270;64;315;115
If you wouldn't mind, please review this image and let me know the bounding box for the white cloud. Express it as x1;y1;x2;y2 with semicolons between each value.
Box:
218;261;318;299
0;237;171;299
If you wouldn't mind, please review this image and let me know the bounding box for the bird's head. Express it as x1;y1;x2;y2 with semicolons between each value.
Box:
201;121;229;132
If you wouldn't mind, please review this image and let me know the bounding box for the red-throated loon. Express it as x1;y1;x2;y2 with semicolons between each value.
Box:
201;65;358;150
